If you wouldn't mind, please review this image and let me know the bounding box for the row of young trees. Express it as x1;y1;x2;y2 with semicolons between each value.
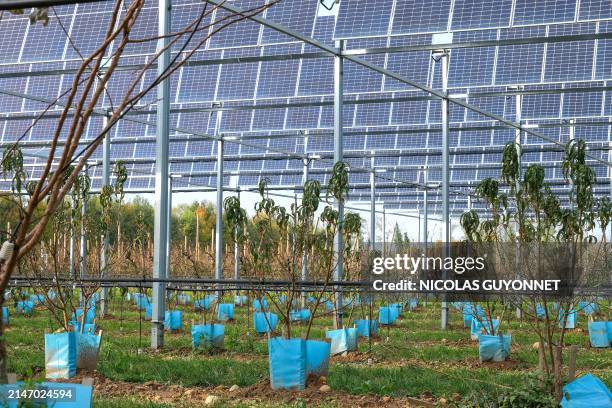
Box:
460;139;611;399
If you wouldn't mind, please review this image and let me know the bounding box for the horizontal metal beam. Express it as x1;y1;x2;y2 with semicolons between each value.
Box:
0;52;328;80
4;119;610;149
2;86;610;121
343;32;612;55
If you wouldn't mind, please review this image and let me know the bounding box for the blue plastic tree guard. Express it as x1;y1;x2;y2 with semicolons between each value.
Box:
254;298;268;311
306;296;316;304
17;301;34;314
588;322;610;348
471;319;500;340
2;306;8;326
607;322;612;345
164;310;183;331
289;309;311;322
0;383;93;408
195;296;216;311
561;373;612;407
133;294;150;309
268;338;330;390
389;303;403;315
192;324;224;349
559;309;577;329
326;328;358;354
579;302;598;316
69;321;96;334
145;304;152;320
305;340;331;377
45;332;77;379
30;294;45;305
254;312;279;334
478;334;511;362
76;332;101;370
73;307;96;325
137;296;150;310
355;319;378;338
407;299;418;311
379;307;397;325
463;312;473;327
235;295;248;306
535;303;546;319
177;294;192;305
84;297;97;309
324;301;334;312
217;304;235;321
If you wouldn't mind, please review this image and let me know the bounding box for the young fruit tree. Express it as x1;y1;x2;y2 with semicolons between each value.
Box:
0;0;276;382
460;140;611;399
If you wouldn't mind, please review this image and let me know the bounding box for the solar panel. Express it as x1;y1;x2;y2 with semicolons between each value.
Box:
392;0;451;35
451;0;513;30
513;0;577;25
0;0;608;209
335;0;393;38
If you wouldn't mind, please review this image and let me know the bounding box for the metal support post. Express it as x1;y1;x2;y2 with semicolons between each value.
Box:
333;40;345;329
151;0;171;350
214;104;224;300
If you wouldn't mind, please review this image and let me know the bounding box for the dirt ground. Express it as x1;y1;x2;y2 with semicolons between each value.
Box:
51;371;438;407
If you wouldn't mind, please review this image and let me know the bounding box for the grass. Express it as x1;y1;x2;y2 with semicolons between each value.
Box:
4;295;611;407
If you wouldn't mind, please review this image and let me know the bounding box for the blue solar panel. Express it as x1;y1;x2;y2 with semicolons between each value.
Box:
66;11;115;59
514;0;577;25
220;109;253;132
385;35;432;91
392;0;451;34
466;96;506;121
0;18;27;63
252;107;286;130
178;65;220;103
21;16;70;62
451;0;513;30
545;23;595;82
344;38;386;93
494;26;546;85
297;58;334;96
286;103;321;129
262;0;317;44
448;30;497;87
335;0;393;38
257;45;301;98
578;0;612;20
562;90;603;117
0;0;608;202
216;50;259;100
396;131;428;148
209;0;263;48
391;100;429;125
23;75;61;111
595;21;611;80
355;102;391;126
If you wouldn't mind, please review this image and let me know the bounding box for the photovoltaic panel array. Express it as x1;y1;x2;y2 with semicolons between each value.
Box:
0;0;610;216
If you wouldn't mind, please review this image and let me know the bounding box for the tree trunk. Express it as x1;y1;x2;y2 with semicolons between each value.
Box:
553;345;563;400
0;294;8;384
